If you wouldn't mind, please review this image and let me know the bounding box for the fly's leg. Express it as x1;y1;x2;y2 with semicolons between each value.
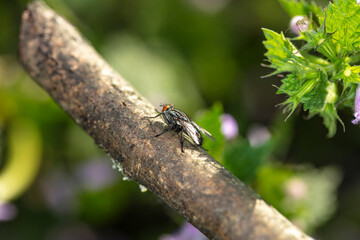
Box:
172;125;184;153
143;113;162;125
154;128;170;137
180;130;184;153
146;113;162;119
144;112;163;133
155;123;178;137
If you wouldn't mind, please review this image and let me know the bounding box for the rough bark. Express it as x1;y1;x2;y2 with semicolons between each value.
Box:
18;2;314;240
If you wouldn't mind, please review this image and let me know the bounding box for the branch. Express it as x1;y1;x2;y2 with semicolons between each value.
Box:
19;2;313;240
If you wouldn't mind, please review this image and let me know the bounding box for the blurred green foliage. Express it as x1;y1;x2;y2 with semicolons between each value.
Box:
255;165;341;233
194;102;225;160
0;0;359;239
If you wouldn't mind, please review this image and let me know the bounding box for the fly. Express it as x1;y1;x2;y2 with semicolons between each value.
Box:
146;104;215;152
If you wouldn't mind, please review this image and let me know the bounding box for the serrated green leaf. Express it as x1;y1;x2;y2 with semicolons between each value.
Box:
280;78;319;118
301;81;343;136
302;79;327;112
263;28;304;74
277;74;301;95
301;19;338;61
324;0;360;55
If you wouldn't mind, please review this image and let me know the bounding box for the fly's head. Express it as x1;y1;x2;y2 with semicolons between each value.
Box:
160;104;174;113
159;104;175;125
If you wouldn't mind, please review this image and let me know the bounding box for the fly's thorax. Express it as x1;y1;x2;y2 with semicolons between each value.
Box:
162;111;176;126
160;111;170;125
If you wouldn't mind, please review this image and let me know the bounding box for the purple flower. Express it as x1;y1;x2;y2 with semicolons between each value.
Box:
75;158;118;191
352;84;360;124
247;124;270;147
290;16;309;35
160;222;208;240
40;170;77;214
0;202;17;221
220;114;238;140
284;178;308;200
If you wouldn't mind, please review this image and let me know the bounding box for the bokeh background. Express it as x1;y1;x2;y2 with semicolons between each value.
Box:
1;0;360;239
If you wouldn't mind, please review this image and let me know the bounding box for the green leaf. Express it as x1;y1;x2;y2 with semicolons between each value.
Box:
280;78;318;118
320;103;344;137
336;84;357;109
256;165;341;233
323;0;360;55
277;73;301;95
301;20;338;61
303;82;342;137
224;139;273;182
255;165;293;210
279;0;321;18
262;28;304;74
302;78;327;113
279;0;307;17
194;102;225;161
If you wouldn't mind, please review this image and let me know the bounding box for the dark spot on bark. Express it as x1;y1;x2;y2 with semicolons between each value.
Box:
117;154;125;162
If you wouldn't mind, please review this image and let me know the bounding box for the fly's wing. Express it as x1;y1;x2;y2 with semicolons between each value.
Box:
168;109;192;127
169;109;190;122
191;121;216;141
180;120;202;145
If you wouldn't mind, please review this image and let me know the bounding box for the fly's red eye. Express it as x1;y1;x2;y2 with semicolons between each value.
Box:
162;105;170;112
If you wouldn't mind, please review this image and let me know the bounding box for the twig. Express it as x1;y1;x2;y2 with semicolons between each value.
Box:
18;2;314;240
